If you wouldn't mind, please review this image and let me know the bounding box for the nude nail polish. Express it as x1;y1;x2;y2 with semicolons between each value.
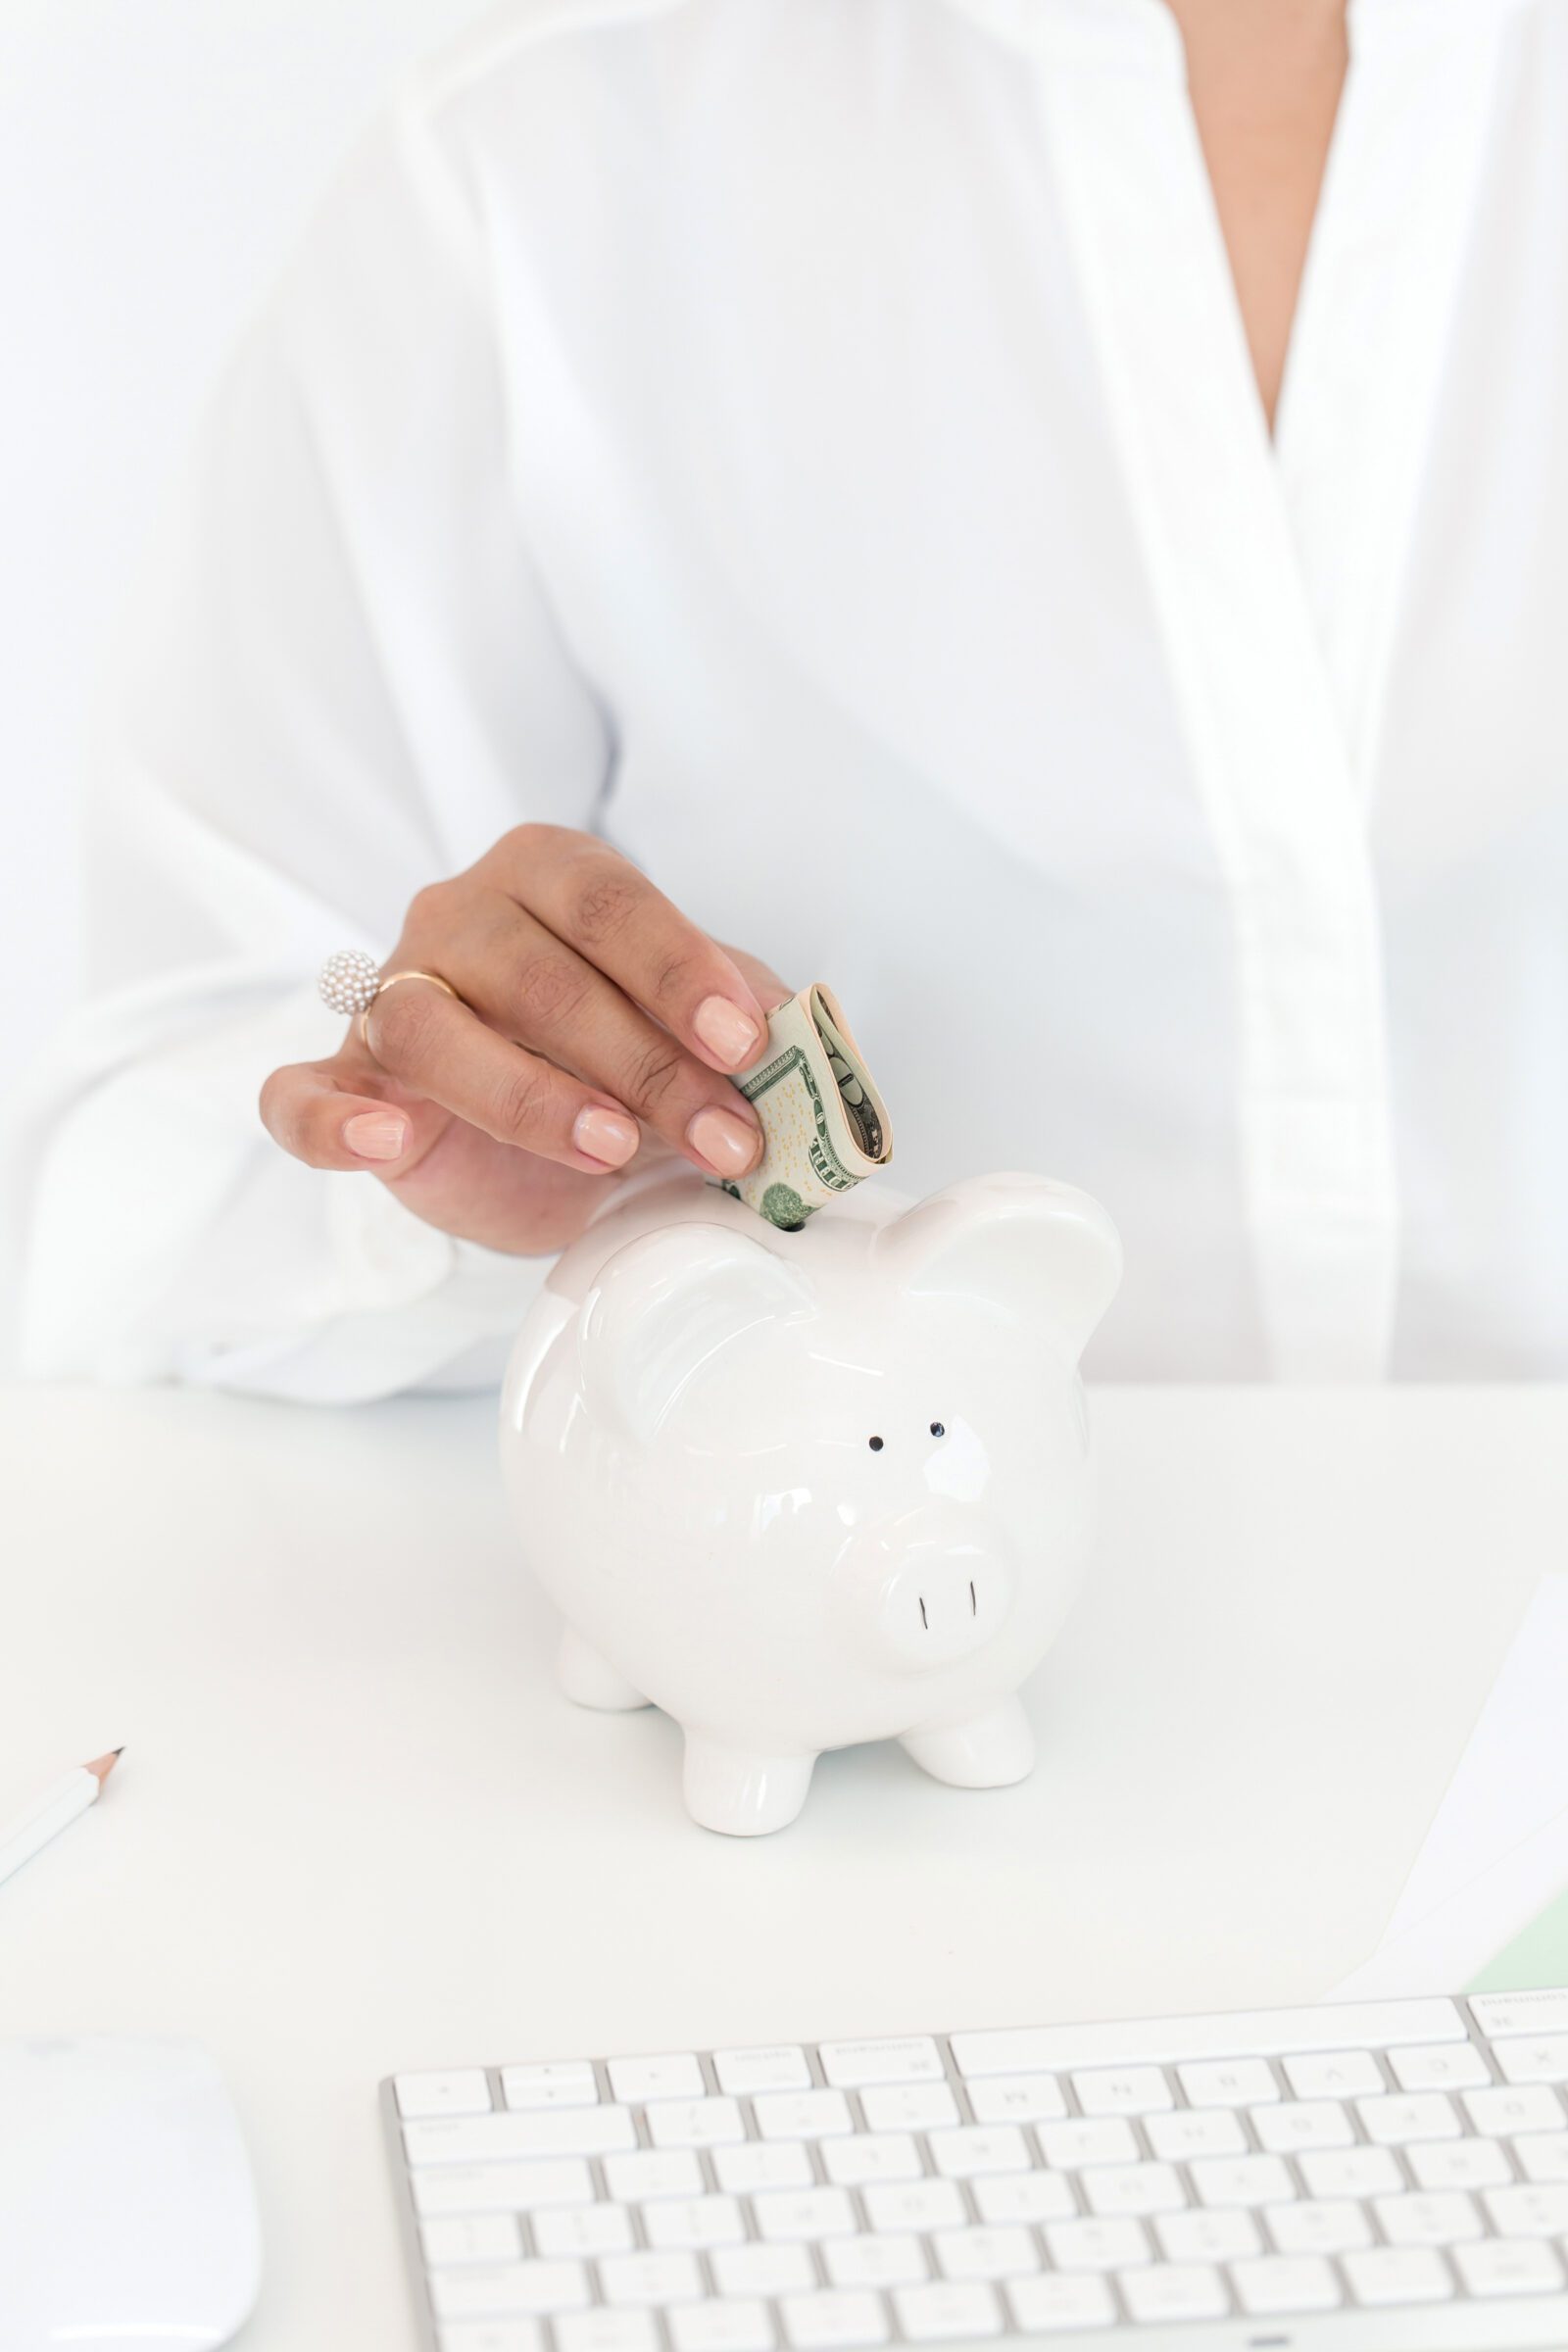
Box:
343;1112;408;1161
574;1104;641;1167
693;995;762;1070
687;1105;761;1176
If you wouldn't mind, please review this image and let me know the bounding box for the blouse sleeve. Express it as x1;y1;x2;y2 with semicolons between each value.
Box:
16;88;611;1401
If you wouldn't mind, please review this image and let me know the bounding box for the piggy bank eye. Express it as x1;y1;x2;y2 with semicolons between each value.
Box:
867;1435;884;1452
929;1421;945;1438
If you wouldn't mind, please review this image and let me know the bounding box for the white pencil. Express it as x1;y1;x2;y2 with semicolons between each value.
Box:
0;1750;123;1890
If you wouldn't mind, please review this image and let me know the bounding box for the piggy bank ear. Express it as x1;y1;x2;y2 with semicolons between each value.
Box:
580;1221;815;1441
876;1172;1122;1364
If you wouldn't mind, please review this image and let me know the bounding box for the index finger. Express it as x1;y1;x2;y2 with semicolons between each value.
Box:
494;827;770;1074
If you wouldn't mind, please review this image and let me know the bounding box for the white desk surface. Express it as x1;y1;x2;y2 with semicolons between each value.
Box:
3;1381;1565;2349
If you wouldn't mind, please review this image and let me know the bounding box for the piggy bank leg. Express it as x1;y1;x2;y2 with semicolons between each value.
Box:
556;1626;650;1712
682;1735;815;1837
901;1694;1034;1788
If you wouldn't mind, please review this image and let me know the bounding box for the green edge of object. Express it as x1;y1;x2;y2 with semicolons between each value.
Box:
1466;1882;1568;1994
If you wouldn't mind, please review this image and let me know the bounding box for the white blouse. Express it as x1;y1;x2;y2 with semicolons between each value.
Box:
17;0;1568;1396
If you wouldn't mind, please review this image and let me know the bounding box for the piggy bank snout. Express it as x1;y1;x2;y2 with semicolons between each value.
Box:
855;1513;1017;1671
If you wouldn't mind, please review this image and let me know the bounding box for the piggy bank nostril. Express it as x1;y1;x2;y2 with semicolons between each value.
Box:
969;1580;976;1616
918;1595;928;1630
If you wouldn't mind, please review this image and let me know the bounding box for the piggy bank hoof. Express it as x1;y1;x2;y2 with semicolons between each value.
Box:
556;1627;651;1713
683;1737;816;1837
900;1694;1035;1788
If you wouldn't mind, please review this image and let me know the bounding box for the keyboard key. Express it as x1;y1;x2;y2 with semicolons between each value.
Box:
398;2071;494;2120
642;2197;746;2251
926;2125;1030;2179
668;2301;774;2352
598;2252;704;2307
780;2290;889;2348
533;2207;636;2258
971;2172;1077;2226
1231;2255;1341;2315
823;2232;927;2289
647;2098;746;2149
713;2142;815;2197
1452;2239;1566;2297
602;2152;705;2204
502;2064;598;2112
1080;2162;1185;2218
412;2160;595;2217
439;2326;543;2352
1145;2108;1247;2162
754;2090;855;2141
1004;2275;1115;2333
861;2179;966;2234
555;2315;658;2352
1298;2144;1402;2200
1470;1989;1568;2037
1389;2041;1491;2091
713;2047;812;2097
1465;2083;1564;2136
1406;2136;1511;2190
407;2110;637;2166
1373;2190;1481;2246
1189;2153;1295;2208
710;2245;816;2300
892;2281;1003;2340
1515;2131;1568;2182
1283;2049;1384;2100
1177;2057;1277;2108
1119;2264;1229;2323
818;2037;944;2088
431;2261;591;2320
1044;2218;1150;2272
423;2216;522;2267
1071;2066;1172;2117
1356;2092;1459;2145
932;2226;1038;2280
1035;2118;1139;2171
1154;2209;1260;2265
1265;2200;1371;2255
607;2055;705;2105
821;2132;921;2187
1343;2247;1453;2307
964;2074;1067;2125
858;2083;957;2134
1496;2034;1568;2084
1251;2100;1351;2154
754;2187;857;2242
1484;2182;1568;2237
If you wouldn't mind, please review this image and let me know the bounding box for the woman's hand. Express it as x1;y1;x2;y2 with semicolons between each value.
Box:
260;826;787;1255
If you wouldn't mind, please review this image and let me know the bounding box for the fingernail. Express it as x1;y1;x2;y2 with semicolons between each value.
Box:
573;1104;641;1168
687;1104;761;1176
693;995;762;1070
343;1111;409;1161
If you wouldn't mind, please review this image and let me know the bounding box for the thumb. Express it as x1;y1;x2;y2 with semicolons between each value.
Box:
259;1054;446;1173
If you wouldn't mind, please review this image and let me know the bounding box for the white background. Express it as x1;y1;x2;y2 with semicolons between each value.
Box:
0;0;491;1322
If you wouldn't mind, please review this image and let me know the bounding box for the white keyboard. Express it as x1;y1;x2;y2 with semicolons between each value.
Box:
383;1988;1568;2352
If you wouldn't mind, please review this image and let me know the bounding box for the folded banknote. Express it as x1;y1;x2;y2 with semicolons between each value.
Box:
712;983;893;1229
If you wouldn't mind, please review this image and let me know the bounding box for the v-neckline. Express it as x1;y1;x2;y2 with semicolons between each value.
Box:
944;0;1512;1376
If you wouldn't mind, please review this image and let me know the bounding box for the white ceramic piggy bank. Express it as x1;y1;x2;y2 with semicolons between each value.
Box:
500;1169;1121;1836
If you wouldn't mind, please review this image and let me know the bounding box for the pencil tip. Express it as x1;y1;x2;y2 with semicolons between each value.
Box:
84;1749;123;1784
113;1746;124;1757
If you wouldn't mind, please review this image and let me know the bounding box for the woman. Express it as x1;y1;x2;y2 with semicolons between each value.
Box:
18;0;1568;1396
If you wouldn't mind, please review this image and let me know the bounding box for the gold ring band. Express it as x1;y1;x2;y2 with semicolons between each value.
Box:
357;967;463;1045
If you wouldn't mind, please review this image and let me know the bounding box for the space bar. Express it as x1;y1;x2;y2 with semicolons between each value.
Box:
950;1998;1465;2077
